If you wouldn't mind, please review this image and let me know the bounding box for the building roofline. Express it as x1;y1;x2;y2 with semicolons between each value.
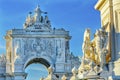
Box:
94;0;106;10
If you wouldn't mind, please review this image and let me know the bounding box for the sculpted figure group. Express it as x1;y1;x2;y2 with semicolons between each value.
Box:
80;28;111;74
24;7;51;29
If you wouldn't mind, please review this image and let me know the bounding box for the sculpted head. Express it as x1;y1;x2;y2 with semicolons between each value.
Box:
84;28;90;41
85;28;90;34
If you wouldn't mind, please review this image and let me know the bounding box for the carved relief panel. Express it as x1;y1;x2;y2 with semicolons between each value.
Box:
13;37;67;63
23;38;56;59
55;38;66;62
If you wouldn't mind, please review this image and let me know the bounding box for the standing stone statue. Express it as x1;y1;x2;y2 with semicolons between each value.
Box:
82;28;91;59
81;29;97;71
95;28;108;71
79;29;95;73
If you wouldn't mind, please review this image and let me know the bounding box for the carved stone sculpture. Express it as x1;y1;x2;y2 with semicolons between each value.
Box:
45;66;58;80
80;29;96;72
78;28;110;80
70;67;78;80
61;75;67;80
82;28;91;59
94;28;108;71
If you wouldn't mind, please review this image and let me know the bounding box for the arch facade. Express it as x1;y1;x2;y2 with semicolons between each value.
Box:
0;6;80;80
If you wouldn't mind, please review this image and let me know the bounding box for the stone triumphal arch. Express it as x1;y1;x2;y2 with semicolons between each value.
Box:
0;6;80;80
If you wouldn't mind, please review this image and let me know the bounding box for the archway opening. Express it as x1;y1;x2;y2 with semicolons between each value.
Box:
25;58;50;80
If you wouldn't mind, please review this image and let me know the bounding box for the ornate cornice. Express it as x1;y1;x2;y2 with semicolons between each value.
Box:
95;0;106;10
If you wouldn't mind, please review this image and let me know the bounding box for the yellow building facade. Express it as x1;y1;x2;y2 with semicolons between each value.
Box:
95;0;120;79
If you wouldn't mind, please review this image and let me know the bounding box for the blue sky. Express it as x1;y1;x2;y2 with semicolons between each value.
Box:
25;64;48;80
0;0;101;79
